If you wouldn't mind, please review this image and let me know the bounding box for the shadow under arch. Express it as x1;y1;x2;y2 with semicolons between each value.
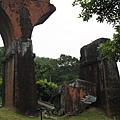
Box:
0;7;15;49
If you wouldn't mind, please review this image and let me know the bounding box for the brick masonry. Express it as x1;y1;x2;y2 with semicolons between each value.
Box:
0;0;56;115
79;38;120;118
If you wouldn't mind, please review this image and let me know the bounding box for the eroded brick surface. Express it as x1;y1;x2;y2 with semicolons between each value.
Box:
0;0;55;115
1;0;50;39
79;38;120;118
51;79;96;115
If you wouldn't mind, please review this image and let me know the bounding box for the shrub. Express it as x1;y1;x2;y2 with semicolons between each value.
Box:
36;79;57;102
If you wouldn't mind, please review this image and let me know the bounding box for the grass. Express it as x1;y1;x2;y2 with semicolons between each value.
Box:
60;107;113;120
0;108;31;120
0;107;113;120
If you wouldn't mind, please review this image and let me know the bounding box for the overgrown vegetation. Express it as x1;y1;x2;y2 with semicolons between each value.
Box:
34;54;79;101
98;25;120;61
0;107;113;120
34;54;79;85
36;79;57;101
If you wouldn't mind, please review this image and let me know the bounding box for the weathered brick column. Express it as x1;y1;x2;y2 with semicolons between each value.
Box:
79;38;120;118
0;0;55;115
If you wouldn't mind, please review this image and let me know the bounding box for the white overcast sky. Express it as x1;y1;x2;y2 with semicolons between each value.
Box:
0;0;115;59
32;0;115;59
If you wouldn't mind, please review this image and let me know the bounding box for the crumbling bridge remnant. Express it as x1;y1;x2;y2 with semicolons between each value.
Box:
51;38;120;118
0;0;55;115
51;79;97;115
79;38;120;118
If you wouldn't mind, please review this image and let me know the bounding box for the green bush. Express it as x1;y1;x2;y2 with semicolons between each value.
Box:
36;79;57;102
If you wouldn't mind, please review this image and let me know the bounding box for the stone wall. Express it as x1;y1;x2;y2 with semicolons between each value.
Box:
51;79;96;115
79;38;120;118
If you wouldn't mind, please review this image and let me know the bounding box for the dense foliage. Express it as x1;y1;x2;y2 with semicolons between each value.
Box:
34;54;79;85
56;54;79;84
73;0;120;61
73;0;120;24
98;25;120;61
34;57;57;82
35;55;79;101
36;79;57;101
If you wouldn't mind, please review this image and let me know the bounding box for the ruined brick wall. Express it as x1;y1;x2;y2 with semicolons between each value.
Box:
64;84;83;114
51;79;96;115
64;80;96;115
0;0;56;115
80;38;107;83
79;38;120;117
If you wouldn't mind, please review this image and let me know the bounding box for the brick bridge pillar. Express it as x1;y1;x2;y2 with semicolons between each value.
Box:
0;0;55;115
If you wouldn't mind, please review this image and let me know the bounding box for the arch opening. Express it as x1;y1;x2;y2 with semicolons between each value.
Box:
0;7;15;49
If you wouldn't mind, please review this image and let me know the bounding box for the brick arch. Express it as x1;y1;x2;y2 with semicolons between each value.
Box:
0;7;15;48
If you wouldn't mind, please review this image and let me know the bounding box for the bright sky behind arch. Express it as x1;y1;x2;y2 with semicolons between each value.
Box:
0;0;115;59
32;0;115;59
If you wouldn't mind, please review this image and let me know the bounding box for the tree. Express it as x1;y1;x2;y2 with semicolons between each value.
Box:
73;0;120;24
73;0;120;61
34;57;57;81
34;55;79;85
56;54;79;84
36;79;57;102
98;25;120;61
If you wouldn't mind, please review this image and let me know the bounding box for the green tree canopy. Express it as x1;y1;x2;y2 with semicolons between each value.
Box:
73;0;120;61
56;54;79;84
34;54;79;85
98;25;120;61
73;0;120;24
34;57;57;81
